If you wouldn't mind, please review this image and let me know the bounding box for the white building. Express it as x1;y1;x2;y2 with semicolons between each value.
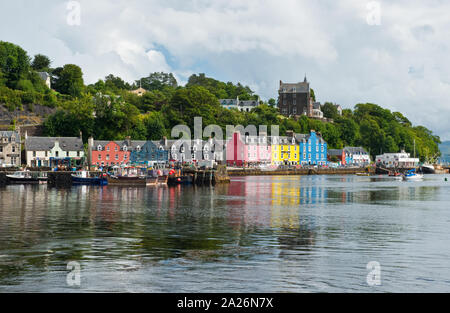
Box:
345;147;370;165
38;72;51;89
25;133;85;167
375;150;419;168
220;98;260;112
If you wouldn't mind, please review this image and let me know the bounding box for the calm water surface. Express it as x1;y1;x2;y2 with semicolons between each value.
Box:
1;175;450;292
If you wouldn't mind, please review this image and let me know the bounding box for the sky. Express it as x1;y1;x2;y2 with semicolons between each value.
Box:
1;0;449;140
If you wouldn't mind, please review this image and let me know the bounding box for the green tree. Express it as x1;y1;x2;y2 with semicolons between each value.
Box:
138;72;178;91
52;64;84;97
321;102;339;119
0;41;31;88
31;54;51;71
145;111;167;140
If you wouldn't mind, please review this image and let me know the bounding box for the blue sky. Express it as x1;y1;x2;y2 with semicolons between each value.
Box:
1;0;450;140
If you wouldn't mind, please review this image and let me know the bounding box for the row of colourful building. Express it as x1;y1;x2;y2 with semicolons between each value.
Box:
1;130;370;168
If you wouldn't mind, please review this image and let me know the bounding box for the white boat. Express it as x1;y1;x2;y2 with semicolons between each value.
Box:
403;169;423;181
6;171;48;184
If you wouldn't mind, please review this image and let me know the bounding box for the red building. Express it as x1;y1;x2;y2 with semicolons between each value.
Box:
90;140;131;167
226;132;246;166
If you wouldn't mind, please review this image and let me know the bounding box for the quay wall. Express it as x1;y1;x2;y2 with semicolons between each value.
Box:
228;167;371;176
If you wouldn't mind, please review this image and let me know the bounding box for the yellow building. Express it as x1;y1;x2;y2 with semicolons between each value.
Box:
271;133;300;165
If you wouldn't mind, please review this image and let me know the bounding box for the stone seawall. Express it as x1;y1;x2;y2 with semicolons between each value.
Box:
228;167;371;176
0;172;8;186
47;172;73;188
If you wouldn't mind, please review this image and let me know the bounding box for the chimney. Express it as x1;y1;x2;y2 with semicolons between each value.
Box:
126;136;131;146
24;130;28;140
163;136;168;146
79;131;82;139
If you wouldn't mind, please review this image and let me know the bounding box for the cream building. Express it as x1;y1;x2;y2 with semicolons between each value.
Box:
25;133;85;167
0;131;21;167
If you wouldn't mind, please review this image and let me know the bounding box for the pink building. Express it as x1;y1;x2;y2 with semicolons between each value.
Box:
226;132;271;166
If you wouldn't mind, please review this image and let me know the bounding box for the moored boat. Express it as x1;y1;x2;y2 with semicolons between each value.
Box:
420;164;435;174
72;171;108;186
6;171;48;184
403;169;424;181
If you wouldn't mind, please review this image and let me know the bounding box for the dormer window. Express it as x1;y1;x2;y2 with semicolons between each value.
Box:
98;145;103;151
159;146;163;151
123;146;127;151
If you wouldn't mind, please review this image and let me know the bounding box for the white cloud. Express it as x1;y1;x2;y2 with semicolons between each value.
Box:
1;0;450;139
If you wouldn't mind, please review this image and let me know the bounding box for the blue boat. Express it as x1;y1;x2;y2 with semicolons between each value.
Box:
72;171;108;186
403;168;424;181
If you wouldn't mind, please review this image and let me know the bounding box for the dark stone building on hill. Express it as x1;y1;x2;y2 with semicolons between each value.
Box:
278;76;312;117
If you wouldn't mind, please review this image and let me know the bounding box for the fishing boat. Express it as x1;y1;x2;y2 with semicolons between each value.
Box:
420;163;435;174
403;169;424;181
107;175;148;186
6;171;48;184
72;171;108;186
388;171;402;177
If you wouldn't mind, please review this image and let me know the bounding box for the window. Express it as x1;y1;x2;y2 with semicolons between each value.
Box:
55;151;59;158
124;154;128;160
98;155;102;160
106;154;110;161
136;146;141;152
107;146;110;151
98;145;102;151
0;146;2;153
33;151;36;157
77;151;80;157
115;146;118;152
123;146;128;151
66;151;69;157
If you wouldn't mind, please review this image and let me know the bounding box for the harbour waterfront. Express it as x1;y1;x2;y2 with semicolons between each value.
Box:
1;175;450;292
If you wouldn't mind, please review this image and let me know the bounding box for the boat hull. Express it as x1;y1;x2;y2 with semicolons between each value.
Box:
420;166;435;174
6;176;47;184
107;176;148;186
403;174;424;181
72;176;108;186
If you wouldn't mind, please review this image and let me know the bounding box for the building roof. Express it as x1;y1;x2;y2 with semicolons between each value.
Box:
38;72;50;80
279;80;309;93
344;147;368;154
0;131;19;139
25;137;83;151
220;99;259;107
328;149;344;155
92;140;147;151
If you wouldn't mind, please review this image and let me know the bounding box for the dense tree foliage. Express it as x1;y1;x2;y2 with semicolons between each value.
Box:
0;41;442;162
31;54;51;72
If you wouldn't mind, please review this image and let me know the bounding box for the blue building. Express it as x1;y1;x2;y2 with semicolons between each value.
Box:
129;140;169;166
297;130;327;166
